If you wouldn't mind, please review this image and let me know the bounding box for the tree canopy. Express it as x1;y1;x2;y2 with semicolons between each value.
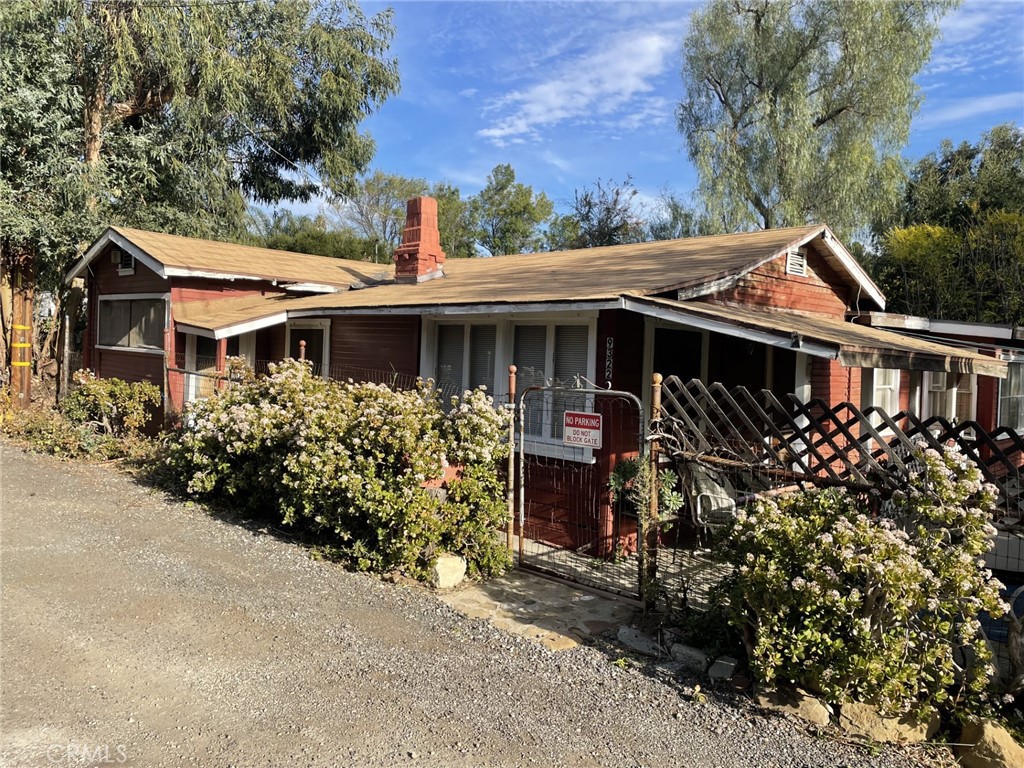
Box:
678;0;958;234
474;164;553;256
870;125;1024;324
0;0;400;291
546;178;646;250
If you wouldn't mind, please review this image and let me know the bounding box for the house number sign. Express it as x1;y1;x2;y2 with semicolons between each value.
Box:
605;337;614;384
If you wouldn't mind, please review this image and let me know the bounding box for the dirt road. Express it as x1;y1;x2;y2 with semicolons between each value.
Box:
1;442;921;767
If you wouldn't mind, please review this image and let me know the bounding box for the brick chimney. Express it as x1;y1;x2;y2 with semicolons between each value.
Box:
394;196;445;283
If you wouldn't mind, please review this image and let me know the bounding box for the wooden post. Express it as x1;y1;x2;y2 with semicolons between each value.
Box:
506;365;517;553
641;372;663;610
10;257;33;409
298;339;306;361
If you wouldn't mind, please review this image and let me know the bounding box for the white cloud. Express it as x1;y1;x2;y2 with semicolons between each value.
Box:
541;150;573;174
458;88;478;98
477;25;681;146
917;92;1024;128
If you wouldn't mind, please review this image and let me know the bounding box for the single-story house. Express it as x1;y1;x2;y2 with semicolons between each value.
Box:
67;197;1011;554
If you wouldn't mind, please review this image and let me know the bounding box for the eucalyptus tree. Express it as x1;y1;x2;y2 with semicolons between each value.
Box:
678;0;959;233
1;0;399;373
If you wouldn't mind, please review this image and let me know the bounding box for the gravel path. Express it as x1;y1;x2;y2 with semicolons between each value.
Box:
1;441;932;767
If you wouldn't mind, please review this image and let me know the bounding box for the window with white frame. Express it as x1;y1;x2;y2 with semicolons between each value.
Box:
98;297;164;350
435;323;497;399
925;371;976;424
871;368;900;416
998;360;1024;431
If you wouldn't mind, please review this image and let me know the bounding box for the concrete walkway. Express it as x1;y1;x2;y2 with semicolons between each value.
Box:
438;569;636;651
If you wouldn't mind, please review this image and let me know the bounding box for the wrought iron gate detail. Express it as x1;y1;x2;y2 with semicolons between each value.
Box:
516;385;645;599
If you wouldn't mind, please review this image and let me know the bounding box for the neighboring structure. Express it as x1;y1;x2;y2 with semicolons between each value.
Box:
851;313;1024;437
68;198;1009;553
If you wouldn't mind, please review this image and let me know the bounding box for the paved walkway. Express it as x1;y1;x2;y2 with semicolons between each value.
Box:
439;569;636;651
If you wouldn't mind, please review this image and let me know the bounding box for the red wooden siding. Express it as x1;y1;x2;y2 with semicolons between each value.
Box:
170;277;280;304
93;247;168;294
705;246;849;318
598;309;644;395
329;315;420;379
94;348;163;387
812;358;861;407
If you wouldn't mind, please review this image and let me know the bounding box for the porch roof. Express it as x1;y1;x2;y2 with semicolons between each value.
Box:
627;297;1008;378
173;294;296;338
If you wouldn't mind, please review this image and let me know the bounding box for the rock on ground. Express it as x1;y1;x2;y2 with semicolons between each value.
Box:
756;689;831;728
838;702;939;744
956;719;1024;768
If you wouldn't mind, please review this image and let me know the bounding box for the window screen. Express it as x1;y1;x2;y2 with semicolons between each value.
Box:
99;299;162;349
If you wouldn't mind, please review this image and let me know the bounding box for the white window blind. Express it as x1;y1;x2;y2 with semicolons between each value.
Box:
469;325;496;392
436;324;465;398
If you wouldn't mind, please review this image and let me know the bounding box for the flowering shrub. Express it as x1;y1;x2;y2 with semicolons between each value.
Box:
62;369;161;437
165;359;511;579
721;443;1006;717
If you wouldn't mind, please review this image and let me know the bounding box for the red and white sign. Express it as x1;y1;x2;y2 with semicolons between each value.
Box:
563;411;602;449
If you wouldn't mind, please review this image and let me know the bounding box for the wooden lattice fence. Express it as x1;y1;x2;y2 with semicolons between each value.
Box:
658;376;1024;513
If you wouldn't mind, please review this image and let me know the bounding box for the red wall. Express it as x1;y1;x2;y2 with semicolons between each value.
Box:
703;247;849;319
329;315;420;381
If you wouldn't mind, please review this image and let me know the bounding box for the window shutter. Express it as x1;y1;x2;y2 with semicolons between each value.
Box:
553;325;589;386
436;325;465;399
513;325;547;390
469;325;496;393
98;301;131;346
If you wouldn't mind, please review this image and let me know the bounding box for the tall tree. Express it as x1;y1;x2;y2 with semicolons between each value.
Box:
432;182;478;258
328;170;429;256
473;164;553;256
870;125;1024;323
1;0;399;371
647;190;713;241
547;178;646;250
678;0;958;233
896;124;1024;232
251;210;377;261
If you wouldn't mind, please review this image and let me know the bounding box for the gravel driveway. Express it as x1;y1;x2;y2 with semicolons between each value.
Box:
1;441;930;767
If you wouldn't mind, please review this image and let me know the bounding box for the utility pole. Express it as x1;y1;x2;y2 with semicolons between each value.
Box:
10;254;33;409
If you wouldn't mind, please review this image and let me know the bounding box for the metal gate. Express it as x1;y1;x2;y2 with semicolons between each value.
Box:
516;385;645;599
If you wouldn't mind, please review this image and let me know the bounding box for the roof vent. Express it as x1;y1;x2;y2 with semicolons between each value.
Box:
785;248;807;277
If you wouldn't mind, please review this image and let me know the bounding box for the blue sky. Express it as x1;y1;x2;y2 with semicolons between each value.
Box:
298;0;1024;219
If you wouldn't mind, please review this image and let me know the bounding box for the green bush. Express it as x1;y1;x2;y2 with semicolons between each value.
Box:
165;359;512;579
62;369;161;437
721;443;1007;718
2;371;159;460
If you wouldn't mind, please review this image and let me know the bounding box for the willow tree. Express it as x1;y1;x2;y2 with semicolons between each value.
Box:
677;0;959;233
0;0;399;379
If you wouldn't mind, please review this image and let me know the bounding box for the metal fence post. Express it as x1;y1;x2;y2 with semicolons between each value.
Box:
642;372;663;610
506;364;517;553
